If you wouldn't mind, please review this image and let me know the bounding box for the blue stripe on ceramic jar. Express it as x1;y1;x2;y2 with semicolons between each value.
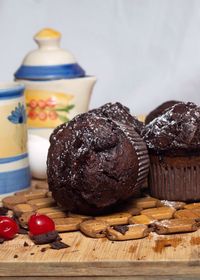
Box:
15;64;85;80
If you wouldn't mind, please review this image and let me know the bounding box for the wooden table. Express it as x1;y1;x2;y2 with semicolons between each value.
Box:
1;229;200;279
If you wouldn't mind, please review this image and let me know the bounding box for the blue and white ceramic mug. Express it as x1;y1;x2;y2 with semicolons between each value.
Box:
0;82;30;196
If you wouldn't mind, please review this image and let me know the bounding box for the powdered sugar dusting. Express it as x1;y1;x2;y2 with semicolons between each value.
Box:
142;102;200;152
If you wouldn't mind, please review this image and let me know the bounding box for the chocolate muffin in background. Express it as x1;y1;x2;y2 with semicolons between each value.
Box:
145;100;180;124
142;101;200;202
47;102;149;215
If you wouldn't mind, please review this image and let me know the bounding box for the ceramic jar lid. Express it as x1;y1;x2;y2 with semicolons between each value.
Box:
15;28;85;80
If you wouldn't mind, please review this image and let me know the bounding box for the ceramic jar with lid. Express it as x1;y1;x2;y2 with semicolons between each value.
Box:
15;28;96;138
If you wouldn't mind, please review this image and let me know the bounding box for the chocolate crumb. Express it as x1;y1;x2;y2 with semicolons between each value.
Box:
148;223;157;232
30;253;34;255
12;214;28;235
0;238;5;244
12;214;18;223
113;225;129;235
56;235;62;241
18;228;28;235
0;207;8;216
164;243;171;248
31;230;59;245
14;254;18;258
41;247;48;252
50;241;70;250
23;241;29;247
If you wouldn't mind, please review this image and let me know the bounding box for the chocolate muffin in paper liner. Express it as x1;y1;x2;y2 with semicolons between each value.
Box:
47;102;149;215
142;101;200;201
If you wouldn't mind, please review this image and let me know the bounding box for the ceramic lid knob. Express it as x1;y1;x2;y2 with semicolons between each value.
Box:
34;28;62;49
15;28;85;80
34;28;61;40
22;28;76;66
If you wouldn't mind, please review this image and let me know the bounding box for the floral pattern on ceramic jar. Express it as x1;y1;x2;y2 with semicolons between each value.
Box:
0;82;30;195
26;90;75;128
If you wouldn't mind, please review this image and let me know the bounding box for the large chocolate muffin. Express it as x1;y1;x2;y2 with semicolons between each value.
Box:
145;100;180;125
142;101;200;201
47;103;149;215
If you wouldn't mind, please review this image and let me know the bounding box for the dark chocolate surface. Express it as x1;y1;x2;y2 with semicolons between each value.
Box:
142;102;200;155
91;102;144;135
113;225;129;235
50;241;70;250
0;207;8;216
31;231;59;245
47;102;149;215
145;100;180;125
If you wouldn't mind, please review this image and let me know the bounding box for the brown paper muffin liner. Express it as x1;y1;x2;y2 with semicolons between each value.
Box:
149;154;200;201
115;122;150;192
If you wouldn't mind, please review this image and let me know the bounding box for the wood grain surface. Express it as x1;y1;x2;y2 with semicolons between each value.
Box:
1;180;200;279
1;230;200;279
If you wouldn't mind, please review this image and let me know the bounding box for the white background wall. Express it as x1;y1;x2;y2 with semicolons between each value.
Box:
1;0;200;115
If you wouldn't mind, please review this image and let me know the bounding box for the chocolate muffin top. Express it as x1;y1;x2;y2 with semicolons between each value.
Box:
142;102;200;155
47;102;149;214
91;102;144;134
145;100;180;125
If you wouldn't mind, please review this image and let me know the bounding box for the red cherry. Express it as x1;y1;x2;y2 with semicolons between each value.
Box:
28;214;55;236
0;216;18;240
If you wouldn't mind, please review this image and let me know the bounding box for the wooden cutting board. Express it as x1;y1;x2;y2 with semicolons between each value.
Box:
1;229;200;279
